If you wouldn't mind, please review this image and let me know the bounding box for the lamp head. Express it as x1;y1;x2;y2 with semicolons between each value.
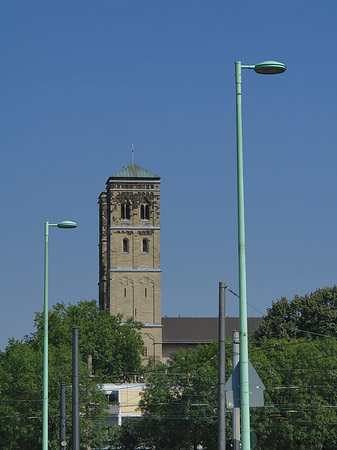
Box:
254;61;286;74
57;221;77;229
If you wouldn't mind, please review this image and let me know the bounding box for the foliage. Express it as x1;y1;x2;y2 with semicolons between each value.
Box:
0;339;109;449
250;286;337;447
250;338;337;450
253;286;337;342
0;300;145;449
4;288;337;449
252;286;337;448
136;335;337;450
137;341;232;450
33;300;145;380
116;421;143;450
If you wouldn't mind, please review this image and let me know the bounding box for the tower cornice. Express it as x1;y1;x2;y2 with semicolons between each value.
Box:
110;226;160;230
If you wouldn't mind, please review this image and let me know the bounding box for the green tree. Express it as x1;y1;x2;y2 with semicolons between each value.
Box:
116;420;142;450
253;286;337;343
249;338;337;450
0;300;145;449
33;300;145;379
251;286;337;447
135;322;337;450
138;342;232;450
0;339;109;449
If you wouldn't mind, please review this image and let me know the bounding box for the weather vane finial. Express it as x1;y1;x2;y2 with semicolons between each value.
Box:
132;144;134;165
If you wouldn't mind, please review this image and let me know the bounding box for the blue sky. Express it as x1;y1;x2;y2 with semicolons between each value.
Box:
1;1;337;349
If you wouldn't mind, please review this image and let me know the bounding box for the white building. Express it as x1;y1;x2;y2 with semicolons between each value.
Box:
101;382;146;426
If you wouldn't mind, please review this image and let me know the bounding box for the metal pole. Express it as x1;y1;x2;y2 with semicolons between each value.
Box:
218;282;226;450
153;341;156;372
41;220;77;450
60;382;66;449
72;327;80;450
232;331;240;450
42;221;49;450
235;60;251;450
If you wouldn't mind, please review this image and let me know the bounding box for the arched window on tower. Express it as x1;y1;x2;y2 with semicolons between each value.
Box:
121;203;131;220
122;238;129;253
142;238;149;253
141;204;150;220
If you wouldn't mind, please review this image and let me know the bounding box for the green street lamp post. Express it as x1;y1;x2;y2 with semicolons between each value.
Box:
43;221;77;450
235;60;286;450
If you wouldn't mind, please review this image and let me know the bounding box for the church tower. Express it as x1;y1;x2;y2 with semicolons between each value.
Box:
98;163;162;363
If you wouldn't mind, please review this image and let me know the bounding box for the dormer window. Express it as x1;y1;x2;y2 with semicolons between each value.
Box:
140;204;150;220
121;203;130;220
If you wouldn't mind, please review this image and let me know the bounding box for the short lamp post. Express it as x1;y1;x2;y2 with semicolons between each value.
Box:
235;60;286;450
42;221;77;450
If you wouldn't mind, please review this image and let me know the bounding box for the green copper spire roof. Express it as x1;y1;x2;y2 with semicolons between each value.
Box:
112;163;160;179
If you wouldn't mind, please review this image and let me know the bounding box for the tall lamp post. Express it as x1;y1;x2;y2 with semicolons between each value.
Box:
43;220;77;450
235;60;286;450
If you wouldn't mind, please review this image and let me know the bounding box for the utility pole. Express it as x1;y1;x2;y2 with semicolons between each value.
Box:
60;382;66;449
218;282;226;450
72;327;80;450
232;331;240;450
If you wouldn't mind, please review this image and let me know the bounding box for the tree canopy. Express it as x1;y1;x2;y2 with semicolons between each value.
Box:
33;300;145;380
133;334;337;450
253;286;337;342
249;286;337;448
3;287;337;449
135;342;232;450
250;338;337;450
0;300;145;449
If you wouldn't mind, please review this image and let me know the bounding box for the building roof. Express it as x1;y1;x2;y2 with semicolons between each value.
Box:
111;163;160;180
162;317;262;343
